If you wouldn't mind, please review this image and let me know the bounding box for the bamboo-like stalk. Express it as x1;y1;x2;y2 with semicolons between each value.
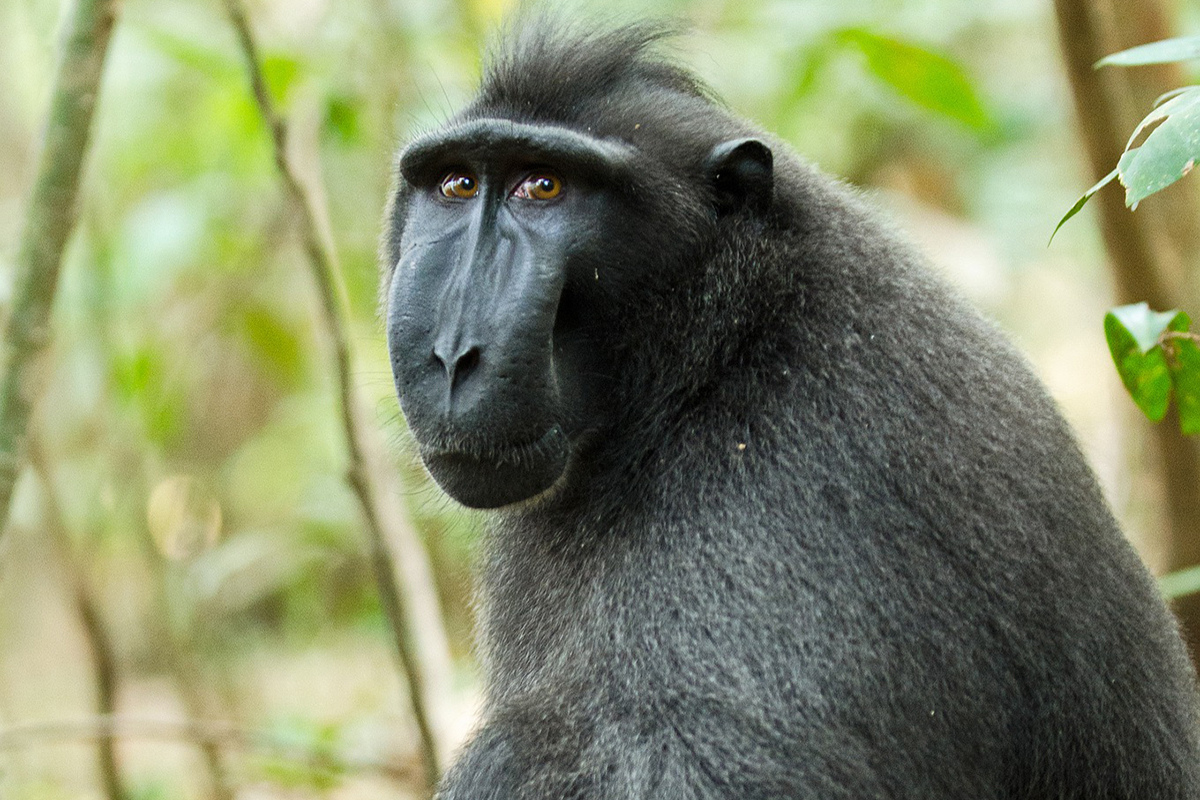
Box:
219;0;446;792
0;0;120;536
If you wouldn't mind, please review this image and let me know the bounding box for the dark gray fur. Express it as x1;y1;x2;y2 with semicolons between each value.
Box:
382;17;1200;799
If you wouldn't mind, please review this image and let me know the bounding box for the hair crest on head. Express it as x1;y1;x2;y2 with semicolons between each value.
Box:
472;14;710;124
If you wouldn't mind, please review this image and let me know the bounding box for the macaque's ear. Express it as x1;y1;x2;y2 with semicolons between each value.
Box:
706;138;774;213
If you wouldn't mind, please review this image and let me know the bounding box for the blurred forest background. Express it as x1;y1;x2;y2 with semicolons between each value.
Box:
3;0;1200;797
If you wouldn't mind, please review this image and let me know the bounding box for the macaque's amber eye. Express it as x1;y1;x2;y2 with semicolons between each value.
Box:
440;172;479;199
514;173;562;200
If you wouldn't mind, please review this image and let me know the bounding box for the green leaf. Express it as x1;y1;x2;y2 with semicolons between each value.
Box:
240;305;305;386
1154;86;1197;109
781;40;837;112
835;28;992;130
263;54;302;106
1110;302;1187;353
1159;563;1200;600
1097;36;1200;68
1104;303;1188;421
1117;97;1200;208
323;95;362;144
1170;335;1200;435
110;344;186;446
1123;87;1200;151
1050;168;1118;244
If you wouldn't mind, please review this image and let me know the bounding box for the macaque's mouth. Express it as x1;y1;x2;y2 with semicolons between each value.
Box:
419;425;569;509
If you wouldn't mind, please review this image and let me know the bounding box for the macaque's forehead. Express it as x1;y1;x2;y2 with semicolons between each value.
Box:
399;118;638;187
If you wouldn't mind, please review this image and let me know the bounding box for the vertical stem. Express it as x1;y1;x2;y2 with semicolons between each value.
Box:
219;0;445;791
29;440;127;800
0;0;120;535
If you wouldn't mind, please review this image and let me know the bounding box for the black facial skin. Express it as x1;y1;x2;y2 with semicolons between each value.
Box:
382;17;1200;800
388;119;655;508
387;117;760;508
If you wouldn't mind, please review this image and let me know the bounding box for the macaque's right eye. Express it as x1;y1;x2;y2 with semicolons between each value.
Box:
440;171;479;199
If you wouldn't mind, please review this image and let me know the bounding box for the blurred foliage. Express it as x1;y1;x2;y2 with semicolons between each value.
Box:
0;0;1152;796
833;28;995;131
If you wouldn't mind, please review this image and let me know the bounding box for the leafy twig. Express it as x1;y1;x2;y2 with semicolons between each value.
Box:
0;0;120;537
1051;0;1181;307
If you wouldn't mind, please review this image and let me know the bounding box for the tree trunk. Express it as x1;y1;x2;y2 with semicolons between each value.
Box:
1053;0;1200;664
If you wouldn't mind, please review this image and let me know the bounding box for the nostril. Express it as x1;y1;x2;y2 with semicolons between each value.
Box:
432;343;483;394
456;347;480;377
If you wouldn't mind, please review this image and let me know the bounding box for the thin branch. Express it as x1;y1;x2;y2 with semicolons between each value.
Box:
0;715;421;784
28;437;128;800
219;0;444;792
1161;331;1200;346
0;0;120;536
157;607;238;800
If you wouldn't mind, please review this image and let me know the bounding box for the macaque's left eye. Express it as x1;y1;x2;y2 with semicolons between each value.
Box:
514;173;563;200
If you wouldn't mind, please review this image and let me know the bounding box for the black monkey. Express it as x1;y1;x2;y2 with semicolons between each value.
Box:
382;18;1200;799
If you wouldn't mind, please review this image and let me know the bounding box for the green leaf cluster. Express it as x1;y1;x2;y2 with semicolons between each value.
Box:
1055;36;1200;237
1104;303;1200;435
